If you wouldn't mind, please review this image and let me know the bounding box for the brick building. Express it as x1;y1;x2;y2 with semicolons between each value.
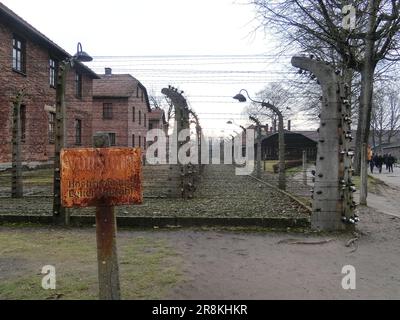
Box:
148;107;168;135
92;68;152;149
0;3;99;165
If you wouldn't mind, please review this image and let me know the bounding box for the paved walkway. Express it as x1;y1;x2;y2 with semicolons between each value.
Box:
294;165;400;218
370;169;400;189
360;169;400;218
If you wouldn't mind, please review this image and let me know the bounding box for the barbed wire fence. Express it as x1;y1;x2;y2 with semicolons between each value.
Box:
0;54;351;220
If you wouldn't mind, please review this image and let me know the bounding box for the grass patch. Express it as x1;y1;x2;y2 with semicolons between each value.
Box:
263;162;306;175
0;228;183;300
263;161;277;173
352;175;385;194
0;169;53;187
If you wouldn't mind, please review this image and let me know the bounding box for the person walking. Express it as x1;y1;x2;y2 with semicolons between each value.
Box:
377;154;384;173
373;154;379;173
384;154;389;171
369;153;375;174
388;154;394;173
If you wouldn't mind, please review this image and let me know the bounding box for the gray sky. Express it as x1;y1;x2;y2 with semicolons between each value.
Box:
2;0;314;136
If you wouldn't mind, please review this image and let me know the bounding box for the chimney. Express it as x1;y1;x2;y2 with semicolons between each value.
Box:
273;120;277;133
265;124;269;134
287;120;291;131
105;67;112;76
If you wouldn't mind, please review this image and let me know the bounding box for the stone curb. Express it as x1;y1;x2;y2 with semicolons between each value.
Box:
0;215;310;228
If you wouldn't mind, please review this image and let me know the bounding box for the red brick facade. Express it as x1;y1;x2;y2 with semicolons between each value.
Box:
93;71;152;149
0;3;98;164
0;4;159;165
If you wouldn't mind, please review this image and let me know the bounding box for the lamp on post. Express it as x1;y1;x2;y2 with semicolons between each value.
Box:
53;42;93;225
233;89;286;190
249;115;262;179
226;120;246;133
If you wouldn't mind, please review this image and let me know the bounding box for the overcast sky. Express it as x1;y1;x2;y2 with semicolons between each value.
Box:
2;0;313;135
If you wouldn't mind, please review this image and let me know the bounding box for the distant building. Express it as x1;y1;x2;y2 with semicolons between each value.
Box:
148;107;168;135
92;69;151;149
261;132;317;161
0;3;99;165
372;142;400;159
381;143;400;160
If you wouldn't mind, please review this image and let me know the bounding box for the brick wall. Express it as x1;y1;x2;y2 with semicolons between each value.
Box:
64;70;94;148
92;98;129;146
127;96;149;148
0;21;94;163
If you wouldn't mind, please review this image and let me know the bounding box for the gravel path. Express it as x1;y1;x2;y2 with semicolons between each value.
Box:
0;165;309;218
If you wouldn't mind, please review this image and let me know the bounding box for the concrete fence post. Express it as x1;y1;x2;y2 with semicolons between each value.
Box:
291;56;355;231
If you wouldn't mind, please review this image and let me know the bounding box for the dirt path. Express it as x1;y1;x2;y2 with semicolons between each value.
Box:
160;207;400;299
1;204;399;299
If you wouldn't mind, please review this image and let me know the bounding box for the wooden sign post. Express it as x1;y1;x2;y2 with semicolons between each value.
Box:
60;133;142;300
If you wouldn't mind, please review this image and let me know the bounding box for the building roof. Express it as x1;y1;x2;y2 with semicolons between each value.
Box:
0;2;99;79
384;144;400;149
292;130;319;142
379;142;400;150
260;131;317;145
148;107;167;124
93;74;151;112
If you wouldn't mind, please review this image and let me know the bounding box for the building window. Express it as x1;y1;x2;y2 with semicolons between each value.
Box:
139;136;142;148
108;133;116;146
12;35;26;74
144;114;147;128
143;137;146;149
141;90;144;102
132;134;135;147
136;86;140;98
139;110;142;125
49;58;57;88
75;73;82;98
132;106;135;122
48;112;55;144
20;105;26;142
103;103;113;119
149;123;153;130
75;119;82;145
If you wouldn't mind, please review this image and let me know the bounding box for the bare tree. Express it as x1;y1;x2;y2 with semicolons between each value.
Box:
371;81;400;149
244;82;293;128
148;91;174;122
250;0;400;174
386;84;400;143
371;85;388;151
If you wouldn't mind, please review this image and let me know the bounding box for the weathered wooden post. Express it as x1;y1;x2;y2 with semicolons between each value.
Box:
302;150;307;186
61;133;142;300
11;91;24;198
54;42;93;225
53;62;68;225
360;143;368;205
291;56;357;231
93;133;121;300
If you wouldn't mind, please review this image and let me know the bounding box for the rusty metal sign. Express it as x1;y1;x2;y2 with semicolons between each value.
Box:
61;148;142;208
